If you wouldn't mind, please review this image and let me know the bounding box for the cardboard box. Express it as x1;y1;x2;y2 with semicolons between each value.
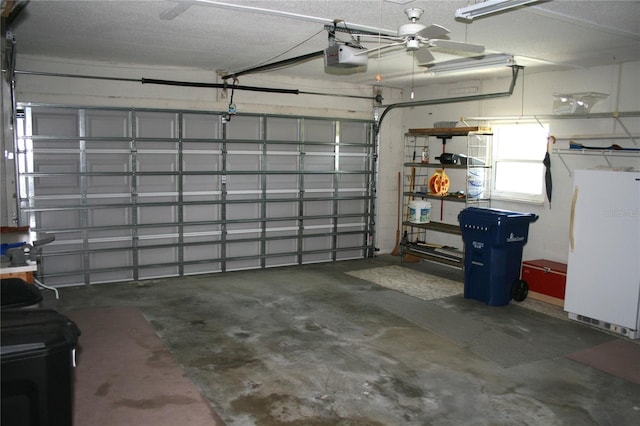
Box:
521;259;567;307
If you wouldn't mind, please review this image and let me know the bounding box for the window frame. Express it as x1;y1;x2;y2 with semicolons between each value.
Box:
490;123;549;204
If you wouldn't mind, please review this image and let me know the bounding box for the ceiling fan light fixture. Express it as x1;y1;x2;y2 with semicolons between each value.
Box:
406;39;420;50
425;54;515;74
455;0;542;21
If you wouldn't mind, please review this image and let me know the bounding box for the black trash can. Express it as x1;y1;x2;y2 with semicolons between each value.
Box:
459;207;538;306
1;309;80;426
1;278;43;308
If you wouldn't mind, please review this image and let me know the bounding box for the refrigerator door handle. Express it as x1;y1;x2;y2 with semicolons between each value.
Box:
569;185;579;252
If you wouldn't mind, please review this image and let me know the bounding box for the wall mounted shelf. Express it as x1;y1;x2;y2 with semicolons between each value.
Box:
401;128;492;268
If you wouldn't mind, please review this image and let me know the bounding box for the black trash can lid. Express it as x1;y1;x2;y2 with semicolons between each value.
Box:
1;309;80;361
1;278;43;308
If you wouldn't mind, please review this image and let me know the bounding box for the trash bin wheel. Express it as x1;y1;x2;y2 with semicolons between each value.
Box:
512;279;529;302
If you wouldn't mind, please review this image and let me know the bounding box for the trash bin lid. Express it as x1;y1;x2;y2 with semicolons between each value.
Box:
459;207;538;224
1;309;80;361
1;278;43;308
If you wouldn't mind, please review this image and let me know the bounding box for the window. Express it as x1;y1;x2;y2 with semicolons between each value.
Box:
492;123;549;203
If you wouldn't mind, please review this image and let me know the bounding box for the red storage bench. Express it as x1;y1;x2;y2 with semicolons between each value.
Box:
521;259;567;307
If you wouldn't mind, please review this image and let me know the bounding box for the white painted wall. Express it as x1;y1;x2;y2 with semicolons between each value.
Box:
402;62;640;264
15;55;378;118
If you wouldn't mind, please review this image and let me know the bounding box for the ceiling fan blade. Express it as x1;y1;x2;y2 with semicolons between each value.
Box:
430;40;485;53
417;24;450;40
414;47;435;65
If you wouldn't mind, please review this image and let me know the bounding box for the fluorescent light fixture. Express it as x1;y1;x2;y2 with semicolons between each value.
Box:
455;0;541;21
425;54;515;74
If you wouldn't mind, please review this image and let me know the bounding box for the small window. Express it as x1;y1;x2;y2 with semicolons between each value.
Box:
492;123;548;203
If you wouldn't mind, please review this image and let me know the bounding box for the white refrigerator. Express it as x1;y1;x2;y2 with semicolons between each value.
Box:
564;170;640;339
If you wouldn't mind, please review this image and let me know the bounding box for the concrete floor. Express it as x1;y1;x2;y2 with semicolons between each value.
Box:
43;256;639;425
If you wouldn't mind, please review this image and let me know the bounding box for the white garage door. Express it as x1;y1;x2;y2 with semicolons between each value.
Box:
15;105;376;286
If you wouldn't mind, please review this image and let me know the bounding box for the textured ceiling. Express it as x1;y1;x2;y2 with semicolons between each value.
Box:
5;0;640;88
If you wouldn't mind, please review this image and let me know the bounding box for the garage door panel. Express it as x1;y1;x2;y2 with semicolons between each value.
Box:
266;238;297;255
184;204;221;222
41;252;83;275
265;225;298;238
338;199;367;215
32;110;78;137
137;228;179;244
266;153;298;172
90;249;133;270
183;230;221;245
184;243;221;262
137;151;178;173
266;117;299;141
304;119;334;142
37;210;81;229
303;218;333;234
227;241;259;257
336;249;364;260
304;200;332;216
183;113;221;139
340;121;370;143
86;110;130;137
184;262;222;275
17;106;374;286
226;116;261;140
90;270;135;284
183;177;221;197
304;175;333;190
340;156;367;172
135;112;178;138
33;159;80;193
139;266;179;280
138;246;178;265
266;201;297;219
265;175;297;195
137;175;178;194
183;152;220;172
227;152;261;172
137;205;177;225
89;208;130;227
227;227;260;241
227;203;260;221
266;255;298;268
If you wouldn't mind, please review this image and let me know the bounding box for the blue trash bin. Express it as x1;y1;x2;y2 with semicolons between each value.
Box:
458;207;538;306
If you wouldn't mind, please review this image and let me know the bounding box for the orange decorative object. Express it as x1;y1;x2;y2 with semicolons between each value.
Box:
429;169;450;196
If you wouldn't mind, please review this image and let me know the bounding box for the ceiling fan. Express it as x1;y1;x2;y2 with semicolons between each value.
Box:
221;7;486;81
358;7;485;65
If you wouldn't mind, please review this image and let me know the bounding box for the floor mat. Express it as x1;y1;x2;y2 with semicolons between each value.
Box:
346;265;463;300
66;306;225;426
566;339;640;384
